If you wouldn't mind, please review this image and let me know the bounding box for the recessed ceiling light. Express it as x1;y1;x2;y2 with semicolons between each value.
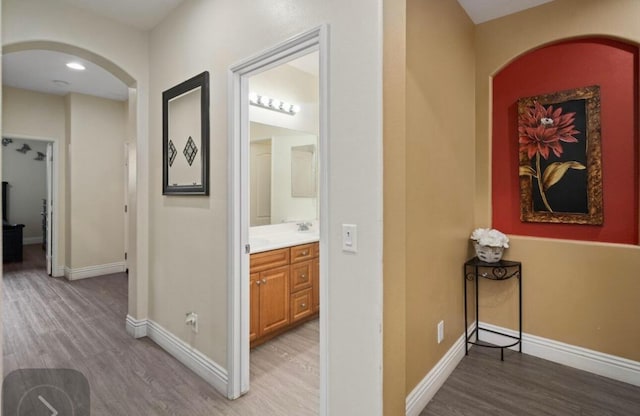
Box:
66;62;86;71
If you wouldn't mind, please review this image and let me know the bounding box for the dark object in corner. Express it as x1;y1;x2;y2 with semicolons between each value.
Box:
3;181;25;263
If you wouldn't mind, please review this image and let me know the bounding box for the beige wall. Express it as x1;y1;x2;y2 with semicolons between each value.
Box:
2;86;66;273
475;0;640;361
3;87;127;273
383;0;476;411
404;0;476;394
149;1;383;413
383;0;406;413
67;93;126;269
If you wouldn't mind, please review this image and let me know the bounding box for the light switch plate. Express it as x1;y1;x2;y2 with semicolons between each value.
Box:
342;224;357;253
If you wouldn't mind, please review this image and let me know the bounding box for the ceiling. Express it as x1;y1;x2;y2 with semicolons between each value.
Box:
2;1;553;102
457;0;554;24
57;0;185;31
3;49;129;101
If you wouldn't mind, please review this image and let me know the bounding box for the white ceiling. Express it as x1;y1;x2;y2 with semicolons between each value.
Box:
457;0;554;24
57;0;185;31
3;49;129;101
1;1;554;102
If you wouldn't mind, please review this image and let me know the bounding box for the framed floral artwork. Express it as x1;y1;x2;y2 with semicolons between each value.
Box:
518;85;603;225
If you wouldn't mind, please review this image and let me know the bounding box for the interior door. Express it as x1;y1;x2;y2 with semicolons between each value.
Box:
45;142;53;276
249;141;272;226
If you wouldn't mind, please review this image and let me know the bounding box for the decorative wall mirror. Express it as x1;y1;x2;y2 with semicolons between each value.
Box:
162;71;210;195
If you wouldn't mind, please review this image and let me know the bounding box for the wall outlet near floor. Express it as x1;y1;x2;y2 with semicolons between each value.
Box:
185;312;198;333
437;320;444;344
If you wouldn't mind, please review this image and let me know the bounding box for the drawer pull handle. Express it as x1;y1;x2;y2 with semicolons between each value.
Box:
301;274;307;279
256;280;261;285
262;279;267;284
302;251;308;255
301;303;307;308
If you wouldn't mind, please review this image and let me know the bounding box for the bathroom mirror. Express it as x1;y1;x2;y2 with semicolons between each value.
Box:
248;51;319;227
162;71;209;195
250;122;318;226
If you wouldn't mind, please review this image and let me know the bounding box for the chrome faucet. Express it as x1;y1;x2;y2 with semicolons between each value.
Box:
297;222;312;231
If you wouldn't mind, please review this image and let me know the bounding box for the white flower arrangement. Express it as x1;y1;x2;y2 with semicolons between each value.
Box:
470;228;509;248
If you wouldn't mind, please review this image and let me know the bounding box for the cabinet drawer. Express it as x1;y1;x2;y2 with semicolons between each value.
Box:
291;243;314;263
312;242;319;258
290;288;313;322
290;260;312;293
250;248;290;273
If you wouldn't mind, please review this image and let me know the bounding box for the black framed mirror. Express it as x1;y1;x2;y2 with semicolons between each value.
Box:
162;71;210;195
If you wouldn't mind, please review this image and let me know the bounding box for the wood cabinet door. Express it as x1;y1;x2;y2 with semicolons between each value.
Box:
259;265;290;336
250;272;260;342
312;257;320;312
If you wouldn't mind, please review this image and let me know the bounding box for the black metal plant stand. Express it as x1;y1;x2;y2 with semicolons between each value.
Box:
464;257;522;361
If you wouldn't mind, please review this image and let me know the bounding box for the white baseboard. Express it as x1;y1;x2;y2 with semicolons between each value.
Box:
405;332;467;416
125;315;148;338
477;321;640;387
124;316;228;396
64;262;126;280
52;266;65;278
23;236;43;245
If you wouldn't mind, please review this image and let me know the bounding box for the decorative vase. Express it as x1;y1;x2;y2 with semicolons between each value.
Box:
474;242;504;263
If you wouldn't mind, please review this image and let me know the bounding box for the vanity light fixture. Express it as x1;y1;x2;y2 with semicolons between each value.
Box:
66;62;86;71
249;92;300;115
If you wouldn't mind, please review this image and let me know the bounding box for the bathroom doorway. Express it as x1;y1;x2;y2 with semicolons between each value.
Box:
228;26;328;414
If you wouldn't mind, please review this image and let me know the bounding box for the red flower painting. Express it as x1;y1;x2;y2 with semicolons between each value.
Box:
518;102;585;212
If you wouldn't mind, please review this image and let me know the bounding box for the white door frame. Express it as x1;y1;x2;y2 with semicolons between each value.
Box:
45;142;53;275
228;25;329;414
2;134;61;276
123;142;130;272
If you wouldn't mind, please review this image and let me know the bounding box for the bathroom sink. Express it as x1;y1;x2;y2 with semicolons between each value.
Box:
249;229;319;253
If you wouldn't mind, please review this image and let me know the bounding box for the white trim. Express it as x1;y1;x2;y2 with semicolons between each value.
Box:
23;236;43;245
124;317;228;395
53;266;65;278
228;24;329;409
125;314;148;338
477;322;640;387
405;332;467;416
147;320;228;394
64;261;126;280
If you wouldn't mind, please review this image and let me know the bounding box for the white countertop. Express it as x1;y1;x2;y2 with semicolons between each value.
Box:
249;223;319;254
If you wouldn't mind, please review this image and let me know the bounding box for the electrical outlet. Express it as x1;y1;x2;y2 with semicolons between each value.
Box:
185;312;198;333
437;320;444;344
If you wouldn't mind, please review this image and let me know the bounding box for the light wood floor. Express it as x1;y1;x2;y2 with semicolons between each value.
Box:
421;344;640;416
3;245;319;415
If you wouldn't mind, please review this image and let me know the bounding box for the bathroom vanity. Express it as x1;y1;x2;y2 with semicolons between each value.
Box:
250;240;319;348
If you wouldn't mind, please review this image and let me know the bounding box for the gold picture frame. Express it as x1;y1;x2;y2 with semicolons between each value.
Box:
518;85;603;225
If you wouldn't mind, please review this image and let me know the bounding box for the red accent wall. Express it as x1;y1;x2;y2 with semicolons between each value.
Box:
492;38;639;244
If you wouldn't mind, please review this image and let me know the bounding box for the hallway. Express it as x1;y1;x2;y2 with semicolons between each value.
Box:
3;245;318;415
